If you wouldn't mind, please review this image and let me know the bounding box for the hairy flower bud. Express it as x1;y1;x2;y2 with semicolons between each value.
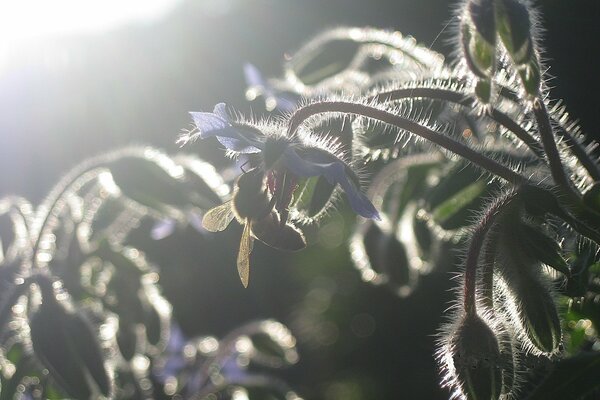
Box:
495;0;540;96
495;219;562;355
514;276;561;354
495;0;533;65
459;0;540;97
439;313;504;400
474;79;493;104
460;9;496;80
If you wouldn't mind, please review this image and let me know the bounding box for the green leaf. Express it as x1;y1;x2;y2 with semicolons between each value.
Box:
66;312;112;396
309;176;336;217
30;298;93;399
565;240;600;297
108;152;190;216
431;180;487;229
527;352;600;400
292;175;335;219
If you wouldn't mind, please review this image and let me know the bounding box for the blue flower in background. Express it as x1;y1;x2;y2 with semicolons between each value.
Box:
186;103;379;220
243;63;298;112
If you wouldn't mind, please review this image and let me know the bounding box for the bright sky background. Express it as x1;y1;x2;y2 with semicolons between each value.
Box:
0;0;181;40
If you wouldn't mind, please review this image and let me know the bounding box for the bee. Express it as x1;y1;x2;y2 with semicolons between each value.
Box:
202;167;306;287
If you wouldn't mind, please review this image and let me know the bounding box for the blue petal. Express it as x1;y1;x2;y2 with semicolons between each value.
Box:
216;135;262;154
151;218;176;240
190;103;262;153
283;148;380;220
213;102;230;120
335;169;381;220
244;63;267;89
190;107;234;140
244;63;298;112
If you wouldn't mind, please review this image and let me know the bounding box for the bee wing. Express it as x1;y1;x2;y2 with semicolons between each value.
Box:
237;220;254;288
202;201;235;232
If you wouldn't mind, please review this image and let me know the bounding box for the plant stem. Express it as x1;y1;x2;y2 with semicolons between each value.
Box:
370;87;546;159
532;98;582;205
498;85;600;181
463;191;517;315
287;101;527;185
480;226;500;312
0;274;44;336
554;124;600;182
31;147;154;268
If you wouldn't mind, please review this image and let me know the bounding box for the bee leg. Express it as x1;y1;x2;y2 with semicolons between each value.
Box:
239;159;250;173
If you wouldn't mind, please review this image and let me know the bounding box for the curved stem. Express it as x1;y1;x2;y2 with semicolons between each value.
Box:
31;168;104;268
532;98;581;204
0;274;46;336
463;191;517;315
31;147;154;268
370;87;546;159
287;101;527;185
555;126;600;182
480;225;500;311
285;27;439;90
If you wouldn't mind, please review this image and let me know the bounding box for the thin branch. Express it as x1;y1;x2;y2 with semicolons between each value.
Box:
532;98;582;205
370;87;546;159
287;101;527;185
463;191;517;315
499;84;600;182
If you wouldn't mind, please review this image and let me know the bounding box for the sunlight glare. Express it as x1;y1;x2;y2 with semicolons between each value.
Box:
0;0;180;41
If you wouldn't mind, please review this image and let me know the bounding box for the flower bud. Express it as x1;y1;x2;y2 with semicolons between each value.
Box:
469;0;496;47
495;0;540;96
495;222;562;355
512;275;561;354
495;0;534;65
440;313;504;400
475;79;493;104
460;18;496;80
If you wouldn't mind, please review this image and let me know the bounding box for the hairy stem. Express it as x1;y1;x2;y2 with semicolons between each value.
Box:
0;274;48;336
463;191;517;315
532;98;581;204
31;147;154;268
287;101;527;185
480;223;501;312
371;87;546;159
554;124;600;182
498;85;600;181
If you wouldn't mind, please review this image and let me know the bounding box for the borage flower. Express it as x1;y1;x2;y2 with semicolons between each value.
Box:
181;103;379;286
184;103;379;221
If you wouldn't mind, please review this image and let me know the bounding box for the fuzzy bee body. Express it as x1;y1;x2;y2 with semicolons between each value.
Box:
203;167;306;287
